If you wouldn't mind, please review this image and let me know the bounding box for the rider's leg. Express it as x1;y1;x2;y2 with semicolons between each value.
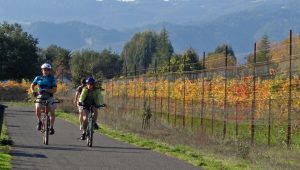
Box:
35;103;42;130
50;110;55;129
82;109;88;132
35;103;41;122
93;108;99;129
49;103;57;129
80;109;88;140
78;106;84;130
93;107;98;122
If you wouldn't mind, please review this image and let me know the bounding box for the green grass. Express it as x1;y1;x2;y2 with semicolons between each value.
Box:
56;111;255;170
0;120;12;170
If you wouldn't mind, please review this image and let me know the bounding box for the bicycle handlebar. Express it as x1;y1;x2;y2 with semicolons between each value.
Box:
78;103;106;108
34;99;61;104
95;104;106;108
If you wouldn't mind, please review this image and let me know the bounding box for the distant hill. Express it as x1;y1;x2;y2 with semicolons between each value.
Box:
22;8;300;62
2;0;299;62
22;21;131;51
0;0;264;29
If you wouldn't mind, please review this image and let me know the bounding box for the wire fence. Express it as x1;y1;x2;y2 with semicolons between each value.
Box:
102;30;300;148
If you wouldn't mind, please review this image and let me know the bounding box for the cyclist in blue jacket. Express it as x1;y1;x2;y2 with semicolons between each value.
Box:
30;63;57;135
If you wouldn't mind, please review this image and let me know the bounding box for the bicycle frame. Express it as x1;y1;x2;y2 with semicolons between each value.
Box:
34;99;60;145
82;104;105;147
86;106;94;147
42;103;50;145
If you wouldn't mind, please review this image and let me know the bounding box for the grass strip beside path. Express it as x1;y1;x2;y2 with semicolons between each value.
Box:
0;121;12;170
56;111;254;170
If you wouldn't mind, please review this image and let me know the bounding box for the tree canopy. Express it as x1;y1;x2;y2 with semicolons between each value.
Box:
205;44;237;69
0;22;39;81
38;45;72;81
70;49;121;86
121;29;173;75
168;48;203;72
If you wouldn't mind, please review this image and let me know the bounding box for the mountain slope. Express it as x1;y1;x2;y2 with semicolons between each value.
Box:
4;0;300;62
0;0;285;29
23;21;131;51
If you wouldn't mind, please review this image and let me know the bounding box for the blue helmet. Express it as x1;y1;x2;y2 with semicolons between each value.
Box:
86;77;95;84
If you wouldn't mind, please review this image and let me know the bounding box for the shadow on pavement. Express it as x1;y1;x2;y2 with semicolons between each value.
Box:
67;144;151;154
7;125;21;128
11;150;47;158
13;144;84;152
13;143;150;155
6;110;34;113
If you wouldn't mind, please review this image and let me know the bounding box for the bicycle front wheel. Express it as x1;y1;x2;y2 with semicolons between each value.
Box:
87;117;94;147
44;115;50;145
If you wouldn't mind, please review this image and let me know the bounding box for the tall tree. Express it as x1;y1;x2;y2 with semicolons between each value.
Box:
178;48;202;72
53;48;71;81
38;45;72;80
151;28;174;70
247;35;272;64
70;50;101;86
246;35;275;79
0;22;39;81
70;49;122;86
257;35;272;63
121;31;158;75
38;45;62;63
95;49;122;79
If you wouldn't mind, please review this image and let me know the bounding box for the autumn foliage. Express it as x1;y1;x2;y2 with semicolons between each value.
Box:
104;72;300;122
0;79;68;101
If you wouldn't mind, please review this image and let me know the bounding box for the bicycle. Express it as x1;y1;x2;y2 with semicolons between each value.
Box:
80;103;105;147
34;97;60;145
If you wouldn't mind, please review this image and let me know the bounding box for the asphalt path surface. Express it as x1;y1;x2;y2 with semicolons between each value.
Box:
4;105;200;170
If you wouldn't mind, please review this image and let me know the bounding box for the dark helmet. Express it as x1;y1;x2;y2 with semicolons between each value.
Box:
86;77;95;84
81;78;86;85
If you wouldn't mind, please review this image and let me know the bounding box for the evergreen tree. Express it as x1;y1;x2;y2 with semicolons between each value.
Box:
247;35;275;78
179;48;202;72
38;45;72;80
247;35;271;64
151;28;174;70
121;31;158;75
257;35;271;63
121;28;174;75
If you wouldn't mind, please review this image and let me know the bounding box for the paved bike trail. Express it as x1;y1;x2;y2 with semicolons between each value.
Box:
4;105;200;170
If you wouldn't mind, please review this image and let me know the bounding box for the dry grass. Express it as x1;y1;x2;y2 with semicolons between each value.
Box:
0;87;28;101
52;92;300;169
98;98;300;170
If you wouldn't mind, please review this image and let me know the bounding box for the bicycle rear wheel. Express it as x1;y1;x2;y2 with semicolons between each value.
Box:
43;115;50;145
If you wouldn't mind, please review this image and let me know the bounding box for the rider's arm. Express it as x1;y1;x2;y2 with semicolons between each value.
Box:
74;91;80;104
79;87;88;103
30;83;36;93
31;76;39;93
